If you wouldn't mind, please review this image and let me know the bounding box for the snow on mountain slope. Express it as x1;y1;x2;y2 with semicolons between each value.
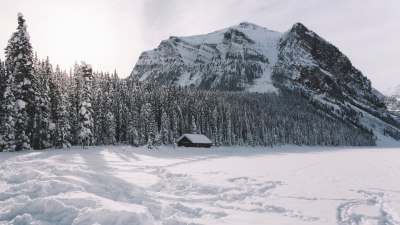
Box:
132;22;281;92
275;23;385;111
384;85;400;122
385;84;400;97
273;23;399;139
131;22;399;140
1;145;400;225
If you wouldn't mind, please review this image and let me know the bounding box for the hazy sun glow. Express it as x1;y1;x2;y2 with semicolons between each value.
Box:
0;0;143;76
0;0;399;91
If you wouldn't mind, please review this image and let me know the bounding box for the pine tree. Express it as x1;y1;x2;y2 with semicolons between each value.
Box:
91;71;103;145
190;115;197;134
0;72;16;151
0;59;6;113
225;106;232;146
103;80;116;145
69;63;83;145
170;108;179;144
142;102;156;148
0;60;6;140
77;62;94;148
4;13;36;151
51;66;71;148
33;58;52;149
212;107;218;146
160;111;170;144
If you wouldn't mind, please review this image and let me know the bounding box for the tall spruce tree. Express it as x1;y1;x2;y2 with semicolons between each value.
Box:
77;62;94;148
102;73;116;145
0;70;16;151
0;59;5;112
68;64;81;145
4;13;36;151
0;59;6;139
50;66;71;148
33;58;52;149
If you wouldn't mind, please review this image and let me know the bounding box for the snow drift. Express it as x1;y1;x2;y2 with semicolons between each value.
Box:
1;145;400;224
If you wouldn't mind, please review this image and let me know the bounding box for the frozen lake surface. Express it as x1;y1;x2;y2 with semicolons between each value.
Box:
1;145;400;225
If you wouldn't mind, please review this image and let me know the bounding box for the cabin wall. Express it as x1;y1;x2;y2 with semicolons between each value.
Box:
177;137;212;148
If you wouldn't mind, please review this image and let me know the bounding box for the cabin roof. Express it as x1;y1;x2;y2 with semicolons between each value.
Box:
177;134;213;144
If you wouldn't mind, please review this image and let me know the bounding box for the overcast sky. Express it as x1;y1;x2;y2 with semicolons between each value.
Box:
0;0;399;91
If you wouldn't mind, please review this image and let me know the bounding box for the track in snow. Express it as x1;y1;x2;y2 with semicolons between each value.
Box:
1;145;400;225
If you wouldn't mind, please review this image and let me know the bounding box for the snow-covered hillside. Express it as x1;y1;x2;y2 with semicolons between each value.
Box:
384;85;400;120
385;84;400;97
1;145;400;225
132;22;281;92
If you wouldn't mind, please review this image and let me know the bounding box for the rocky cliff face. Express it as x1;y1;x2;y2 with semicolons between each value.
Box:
131;22;281;92
273;23;395;129
130;22;399;139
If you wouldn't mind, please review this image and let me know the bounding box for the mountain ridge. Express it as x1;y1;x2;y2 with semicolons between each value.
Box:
131;21;282;92
130;22;399;140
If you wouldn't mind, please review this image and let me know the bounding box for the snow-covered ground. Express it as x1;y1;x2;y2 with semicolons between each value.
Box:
1;145;400;225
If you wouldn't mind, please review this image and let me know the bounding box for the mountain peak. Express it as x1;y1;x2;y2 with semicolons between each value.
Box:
292;22;307;29
238;22;261;28
290;22;309;33
130;22;399;140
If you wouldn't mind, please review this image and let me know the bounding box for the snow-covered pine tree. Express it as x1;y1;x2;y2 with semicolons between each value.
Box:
160;110;169;144
225;106;232;146
102;73;116;145
0;59;5;113
114;79;125;143
190;115;197;134
49;65;60;144
170;108;179;144
32;58;52;149
142;102;156;148
4;13;37;151
0;60;6;139
0;70;16;151
91;71;103;145
51;66;71;148
69;63;83;145
110;71;123;143
212;107;218;146
77;62;94;148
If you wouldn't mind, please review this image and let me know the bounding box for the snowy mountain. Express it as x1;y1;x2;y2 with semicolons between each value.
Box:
131;22;280;92
384;85;400;122
385;84;400;97
272;23;399;136
130;22;399;140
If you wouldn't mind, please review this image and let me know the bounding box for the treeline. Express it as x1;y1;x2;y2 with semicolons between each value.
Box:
0;13;375;152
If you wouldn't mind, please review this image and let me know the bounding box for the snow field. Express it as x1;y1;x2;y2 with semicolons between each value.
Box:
1;145;400;225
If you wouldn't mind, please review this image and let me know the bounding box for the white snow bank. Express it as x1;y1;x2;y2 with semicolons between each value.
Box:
1;145;400;224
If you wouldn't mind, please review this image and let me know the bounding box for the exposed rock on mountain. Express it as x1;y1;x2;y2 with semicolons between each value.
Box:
130;22;399;140
132;22;281;92
272;23;397;134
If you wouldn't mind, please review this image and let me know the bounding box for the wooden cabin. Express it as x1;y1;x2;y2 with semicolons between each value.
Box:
177;134;213;148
